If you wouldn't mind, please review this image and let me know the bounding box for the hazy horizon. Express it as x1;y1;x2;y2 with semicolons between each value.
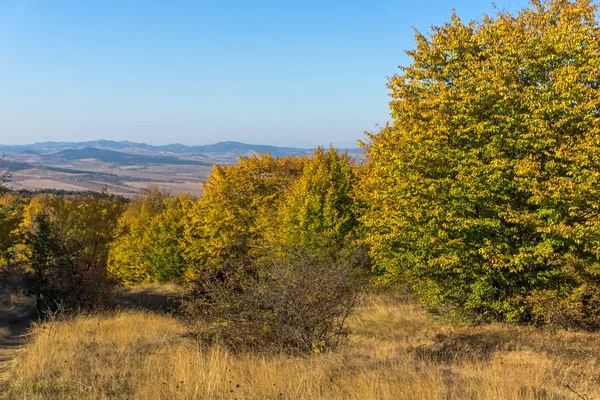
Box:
0;137;362;149
1;0;510;147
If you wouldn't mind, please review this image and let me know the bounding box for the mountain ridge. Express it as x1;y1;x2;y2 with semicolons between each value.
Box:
0;140;360;157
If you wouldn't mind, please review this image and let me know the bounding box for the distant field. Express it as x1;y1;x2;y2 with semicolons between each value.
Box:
10;179;91;192
4;161;211;197
124;181;203;196
0;141;331;197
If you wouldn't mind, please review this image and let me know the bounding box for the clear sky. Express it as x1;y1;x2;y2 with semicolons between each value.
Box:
0;0;524;147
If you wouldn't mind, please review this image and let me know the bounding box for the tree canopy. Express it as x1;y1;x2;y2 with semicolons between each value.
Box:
266;147;358;257
108;188;192;284
357;0;600;326
183;154;307;276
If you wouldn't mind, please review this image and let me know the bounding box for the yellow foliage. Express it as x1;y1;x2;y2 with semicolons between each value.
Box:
263;146;358;257
109;188;194;284
356;0;600;324
183;154;306;272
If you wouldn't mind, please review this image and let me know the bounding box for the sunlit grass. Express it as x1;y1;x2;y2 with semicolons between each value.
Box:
3;291;600;399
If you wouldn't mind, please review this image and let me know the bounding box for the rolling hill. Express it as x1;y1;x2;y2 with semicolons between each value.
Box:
0;140;360;159
52;148;212;166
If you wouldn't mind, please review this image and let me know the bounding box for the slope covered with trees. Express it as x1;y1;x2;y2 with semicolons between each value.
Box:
2;1;600;346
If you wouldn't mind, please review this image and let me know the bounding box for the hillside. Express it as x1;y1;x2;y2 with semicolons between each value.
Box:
0;140;360;158
52;148;212;166
0;140;361;197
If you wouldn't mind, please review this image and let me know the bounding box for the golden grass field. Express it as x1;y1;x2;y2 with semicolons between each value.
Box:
1;291;599;399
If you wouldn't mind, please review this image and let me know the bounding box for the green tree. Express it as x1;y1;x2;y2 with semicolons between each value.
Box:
184;154;306;277
140;195;194;282
109;188;193;284
22;193;126;311
0;193;26;292
0;194;24;261
357;0;600;326
25;212;65;314
265;147;359;257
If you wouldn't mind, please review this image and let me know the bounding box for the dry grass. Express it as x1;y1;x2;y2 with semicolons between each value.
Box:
0;327;9;345
2;291;600;399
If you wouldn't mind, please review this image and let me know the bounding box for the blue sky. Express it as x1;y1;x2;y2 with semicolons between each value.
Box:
0;0;525;147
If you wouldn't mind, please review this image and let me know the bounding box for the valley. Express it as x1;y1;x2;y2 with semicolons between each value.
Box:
1;140;355;197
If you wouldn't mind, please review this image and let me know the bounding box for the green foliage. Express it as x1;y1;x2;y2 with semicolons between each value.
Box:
265;146;359;256
357;0;600;325
184;154;306;276
0;193;27;292
0;193;25;261
21;193;126;312
108;188;193;284
25;212;64;313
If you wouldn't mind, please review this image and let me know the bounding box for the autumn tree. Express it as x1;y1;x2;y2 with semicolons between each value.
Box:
108;188;193;284
22;193;126;311
25;212;66;314
0;193;24;262
357;0;600;326
264;147;359;258
184;150;365;352
0;192;26;293
28;194;126;264
184;154;306;277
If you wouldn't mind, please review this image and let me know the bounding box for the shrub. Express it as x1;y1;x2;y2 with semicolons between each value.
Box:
183;247;367;353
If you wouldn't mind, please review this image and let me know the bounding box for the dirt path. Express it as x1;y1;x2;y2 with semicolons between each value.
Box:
0;317;33;385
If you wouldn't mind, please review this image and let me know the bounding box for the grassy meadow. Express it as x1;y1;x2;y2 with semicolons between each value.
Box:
1;289;599;400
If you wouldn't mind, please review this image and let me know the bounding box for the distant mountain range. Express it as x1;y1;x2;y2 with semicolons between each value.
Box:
0;140;362;196
0;140;359;158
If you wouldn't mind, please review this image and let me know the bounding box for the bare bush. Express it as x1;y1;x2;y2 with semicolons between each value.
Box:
184;247;367;353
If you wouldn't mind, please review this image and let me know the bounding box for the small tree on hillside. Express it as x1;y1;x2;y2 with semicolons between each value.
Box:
357;0;600;327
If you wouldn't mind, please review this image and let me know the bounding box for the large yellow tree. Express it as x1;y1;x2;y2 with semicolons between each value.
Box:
357;0;600;326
